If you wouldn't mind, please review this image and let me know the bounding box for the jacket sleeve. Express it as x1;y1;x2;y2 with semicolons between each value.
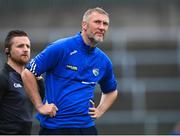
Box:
0;72;8;101
99;60;117;93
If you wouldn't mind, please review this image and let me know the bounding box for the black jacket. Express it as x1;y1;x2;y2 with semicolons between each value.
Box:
0;63;44;134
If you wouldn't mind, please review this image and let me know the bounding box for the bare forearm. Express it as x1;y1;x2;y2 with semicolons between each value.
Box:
21;69;58;116
21;69;43;110
97;90;118;117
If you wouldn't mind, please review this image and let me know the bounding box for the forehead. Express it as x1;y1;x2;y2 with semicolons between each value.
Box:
11;36;30;45
89;12;109;22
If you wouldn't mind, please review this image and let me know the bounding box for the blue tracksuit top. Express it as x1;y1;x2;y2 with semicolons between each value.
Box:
26;32;117;129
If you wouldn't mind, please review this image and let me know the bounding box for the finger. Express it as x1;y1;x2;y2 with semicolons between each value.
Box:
89;107;95;111
88;108;96;114
49;109;56;117
89;100;95;107
89;113;96;118
88;111;95;115
50;103;58;111
52;109;56;117
54;105;58;111
50;106;57;116
49;111;54;117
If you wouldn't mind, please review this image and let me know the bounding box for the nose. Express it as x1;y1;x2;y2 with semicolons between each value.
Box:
99;23;105;30
23;45;30;52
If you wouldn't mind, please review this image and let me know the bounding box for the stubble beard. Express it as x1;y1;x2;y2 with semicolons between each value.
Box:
87;32;104;45
94;35;104;43
10;55;30;66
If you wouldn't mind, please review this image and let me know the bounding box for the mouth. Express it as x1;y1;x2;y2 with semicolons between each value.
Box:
21;54;29;58
95;32;104;37
21;54;28;57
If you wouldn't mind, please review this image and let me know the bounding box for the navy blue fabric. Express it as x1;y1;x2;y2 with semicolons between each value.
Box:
0;63;33;134
39;126;97;135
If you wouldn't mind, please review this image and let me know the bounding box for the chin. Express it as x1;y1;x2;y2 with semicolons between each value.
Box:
21;59;29;64
95;36;104;43
21;56;30;61
96;39;103;43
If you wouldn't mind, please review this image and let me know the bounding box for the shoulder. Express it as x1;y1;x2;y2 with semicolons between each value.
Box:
46;36;77;55
45;35;77;54
96;48;112;65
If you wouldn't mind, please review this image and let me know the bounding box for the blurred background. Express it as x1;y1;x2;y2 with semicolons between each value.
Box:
0;0;180;134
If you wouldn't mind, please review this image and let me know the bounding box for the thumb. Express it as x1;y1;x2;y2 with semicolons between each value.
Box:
45;100;48;104
89;99;95;107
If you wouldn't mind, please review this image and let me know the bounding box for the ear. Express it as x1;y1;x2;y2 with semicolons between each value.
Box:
82;21;87;31
4;48;10;55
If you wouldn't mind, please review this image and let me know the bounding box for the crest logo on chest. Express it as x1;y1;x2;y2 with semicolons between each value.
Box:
92;68;99;76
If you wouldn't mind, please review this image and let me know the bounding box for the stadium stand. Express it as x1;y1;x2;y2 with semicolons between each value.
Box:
0;0;180;134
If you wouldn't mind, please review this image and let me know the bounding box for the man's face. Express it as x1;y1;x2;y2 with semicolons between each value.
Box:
83;12;109;43
9;36;31;65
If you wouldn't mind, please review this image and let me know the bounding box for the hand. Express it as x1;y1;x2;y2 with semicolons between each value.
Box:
88;100;101;119
37;101;58;117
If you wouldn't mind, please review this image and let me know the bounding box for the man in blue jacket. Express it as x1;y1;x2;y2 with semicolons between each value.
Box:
21;7;118;135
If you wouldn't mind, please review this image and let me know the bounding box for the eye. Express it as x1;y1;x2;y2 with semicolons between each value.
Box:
94;20;101;24
17;44;30;48
17;44;24;48
103;22;109;26
26;44;30;48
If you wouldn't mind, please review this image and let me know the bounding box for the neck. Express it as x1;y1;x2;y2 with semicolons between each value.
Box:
81;31;96;47
7;59;25;74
